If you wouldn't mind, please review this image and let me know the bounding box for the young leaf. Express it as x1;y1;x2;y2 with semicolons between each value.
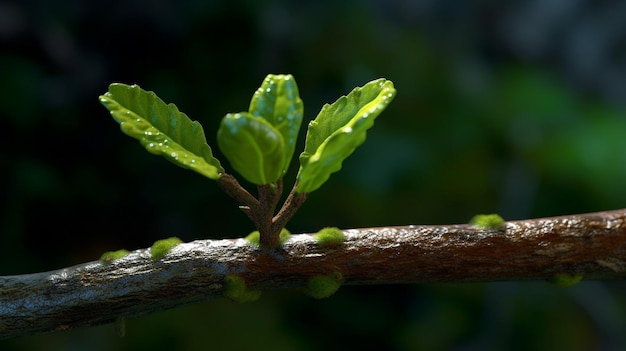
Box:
296;78;396;193
249;74;303;177
217;113;285;185
99;83;223;180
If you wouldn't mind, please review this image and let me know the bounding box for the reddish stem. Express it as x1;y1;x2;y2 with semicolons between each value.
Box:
218;173;306;248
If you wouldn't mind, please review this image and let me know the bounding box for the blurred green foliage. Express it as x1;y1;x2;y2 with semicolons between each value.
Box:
1;0;626;350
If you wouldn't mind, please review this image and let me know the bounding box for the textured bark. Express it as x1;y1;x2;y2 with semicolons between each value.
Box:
1;208;626;339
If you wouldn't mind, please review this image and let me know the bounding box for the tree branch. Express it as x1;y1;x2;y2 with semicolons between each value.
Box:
2;208;626;339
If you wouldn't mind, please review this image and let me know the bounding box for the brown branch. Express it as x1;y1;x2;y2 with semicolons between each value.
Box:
1;208;626;339
216;172;259;215
271;184;308;238
256;180;283;247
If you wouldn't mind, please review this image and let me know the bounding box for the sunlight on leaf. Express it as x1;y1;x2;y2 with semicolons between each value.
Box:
296;78;396;193
99;83;222;180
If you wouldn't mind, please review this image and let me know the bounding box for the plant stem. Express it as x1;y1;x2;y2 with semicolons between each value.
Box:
217;173;305;247
216;172;259;218
256;180;283;247
272;183;308;236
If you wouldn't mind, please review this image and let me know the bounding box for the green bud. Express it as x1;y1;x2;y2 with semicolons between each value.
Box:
549;273;583;288
150;237;183;260
313;227;345;247
223;275;262;303
305;272;343;299
100;249;130;264
245;228;291;248
470;214;505;230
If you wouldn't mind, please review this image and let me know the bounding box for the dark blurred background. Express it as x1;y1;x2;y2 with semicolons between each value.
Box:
2;0;626;350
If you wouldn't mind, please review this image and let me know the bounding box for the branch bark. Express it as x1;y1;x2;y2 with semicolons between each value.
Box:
2;208;626;339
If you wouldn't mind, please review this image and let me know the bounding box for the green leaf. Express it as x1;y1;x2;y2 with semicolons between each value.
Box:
217;74;303;185
296;78;396;193
217;113;285;185
99;83;222;180
249;74;303;176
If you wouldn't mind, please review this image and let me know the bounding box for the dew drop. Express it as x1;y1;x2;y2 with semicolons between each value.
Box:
343;127;353;133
